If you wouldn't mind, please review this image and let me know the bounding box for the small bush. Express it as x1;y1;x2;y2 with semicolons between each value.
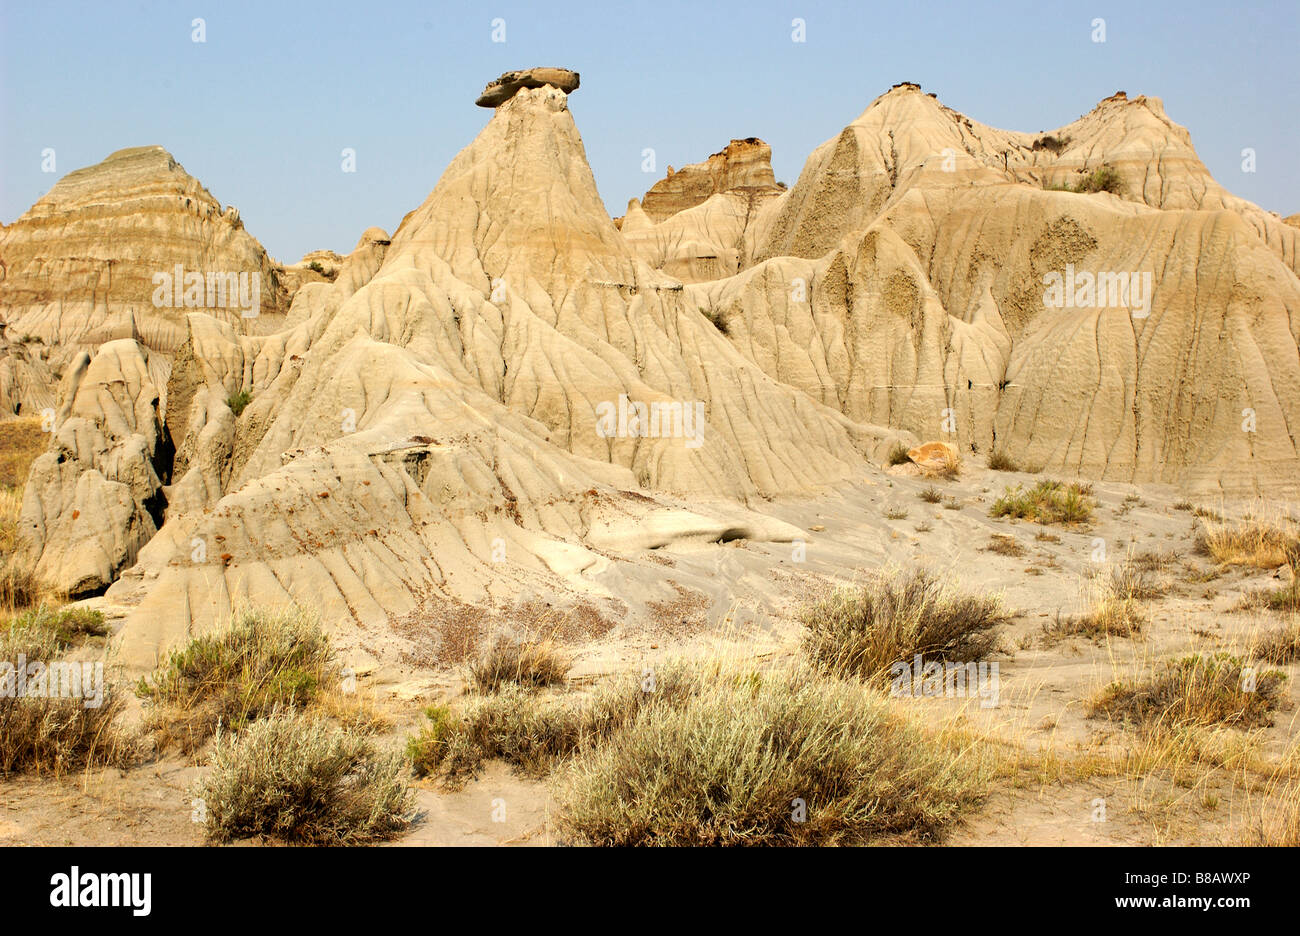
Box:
197;710;412;844
799;569;1009;684
886;442;912;467
467;634;569;693
408;660;711;787
307;260;326;274
426;685;589;785
991;479;1094;525
137;605;335;753
701;307;729;336
406;703;456;777
1032;134;1070;154
1075;165;1123;195
1090;654;1285;730
983;534;1024;557
987;450;1020;472
555;662;988;845
919;485;943;504
226;389;252;417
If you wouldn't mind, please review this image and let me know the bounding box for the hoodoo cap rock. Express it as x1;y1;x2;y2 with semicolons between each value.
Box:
475;67;580;107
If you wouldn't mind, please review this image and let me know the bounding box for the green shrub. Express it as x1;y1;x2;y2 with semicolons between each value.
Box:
990;479;1094;524
136;605;335;753
226;389;252;416
1075;165;1123;194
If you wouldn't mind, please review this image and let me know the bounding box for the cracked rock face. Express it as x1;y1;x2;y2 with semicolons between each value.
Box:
475;67;580;107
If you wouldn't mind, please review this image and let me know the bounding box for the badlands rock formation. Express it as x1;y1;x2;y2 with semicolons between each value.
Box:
7;74;1299;669
681;84;1300;489
43;81;894;667
621;139;786;282
637;138;783;223
0;145;289;413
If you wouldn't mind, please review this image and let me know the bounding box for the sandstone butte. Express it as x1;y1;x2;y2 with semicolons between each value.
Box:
1;73;1297;672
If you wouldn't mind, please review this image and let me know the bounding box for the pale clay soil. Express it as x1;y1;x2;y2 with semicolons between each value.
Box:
3;462;1297;846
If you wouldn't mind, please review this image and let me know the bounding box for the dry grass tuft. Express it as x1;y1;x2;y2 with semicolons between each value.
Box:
987;450;1020;472
886;442;912;466
983;534;1025;557
799;568;1009;684
1041;556;1166;641
196;708;412;844
1245;784;1300;846
467;633;570;693
0;421;48;614
1196;517;1298;570
0;417;46;489
922;448;963;480
1252;620;1300;666
0;606;132;775
1090;653;1286;731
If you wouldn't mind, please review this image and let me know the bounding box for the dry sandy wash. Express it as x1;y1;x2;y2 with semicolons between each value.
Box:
1;68;1298;846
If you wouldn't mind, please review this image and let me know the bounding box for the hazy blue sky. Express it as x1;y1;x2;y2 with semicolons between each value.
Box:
2;0;1296;260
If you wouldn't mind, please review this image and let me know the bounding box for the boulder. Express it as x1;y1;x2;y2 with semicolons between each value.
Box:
475;67;579;108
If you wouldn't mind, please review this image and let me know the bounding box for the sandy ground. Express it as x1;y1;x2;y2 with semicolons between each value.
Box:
3;462;1297;846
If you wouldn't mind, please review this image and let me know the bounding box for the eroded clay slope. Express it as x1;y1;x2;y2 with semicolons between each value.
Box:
0;145;289;410
87;86;898;669
691;84;1300;494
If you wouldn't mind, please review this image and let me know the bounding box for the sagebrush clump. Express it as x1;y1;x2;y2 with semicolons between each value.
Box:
197;709;412;844
799;568;1009;684
136;605;336;753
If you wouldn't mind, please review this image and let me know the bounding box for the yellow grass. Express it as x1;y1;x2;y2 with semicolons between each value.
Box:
1197;514;1298;570
0;417;45;489
0;417;47;614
